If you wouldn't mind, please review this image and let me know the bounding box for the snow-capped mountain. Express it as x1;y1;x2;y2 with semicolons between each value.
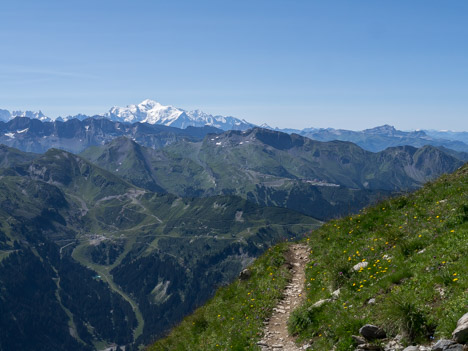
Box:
0;100;254;131
105;99;255;130
0;109;51;122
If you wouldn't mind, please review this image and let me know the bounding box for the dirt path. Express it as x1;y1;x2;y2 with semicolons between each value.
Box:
258;243;310;351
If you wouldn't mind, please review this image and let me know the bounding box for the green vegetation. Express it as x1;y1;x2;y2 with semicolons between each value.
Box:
81;130;463;221
150;163;467;350
290;163;468;349
148;243;292;351
0;146;319;349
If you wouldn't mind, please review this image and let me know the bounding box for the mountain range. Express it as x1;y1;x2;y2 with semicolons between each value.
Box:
104;99;254;130
0;145;319;350
2;100;467;153
295;124;468;153
80;128;464;221
0;108;50;122
0;116;221;154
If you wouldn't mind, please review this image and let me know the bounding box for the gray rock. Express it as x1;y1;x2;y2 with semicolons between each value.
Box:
352;335;367;345
359;324;386;340
368;298;376;305
444;345;465;351
403;347;419;351
239;268;251;280
432;339;454;351
452;312;468;343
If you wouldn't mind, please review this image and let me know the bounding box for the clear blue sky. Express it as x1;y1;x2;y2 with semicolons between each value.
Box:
1;0;467;130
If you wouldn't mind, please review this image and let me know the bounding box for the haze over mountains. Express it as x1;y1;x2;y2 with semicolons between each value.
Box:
1;99;467;153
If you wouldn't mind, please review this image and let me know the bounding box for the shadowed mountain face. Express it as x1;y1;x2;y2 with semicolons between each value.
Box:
0;117;222;154
0;146;319;350
81;128;463;220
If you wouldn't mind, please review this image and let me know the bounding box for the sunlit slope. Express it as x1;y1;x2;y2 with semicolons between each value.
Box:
149;163;467;350
290;162;468;349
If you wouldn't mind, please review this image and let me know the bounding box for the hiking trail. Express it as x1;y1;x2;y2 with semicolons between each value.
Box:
258;243;310;351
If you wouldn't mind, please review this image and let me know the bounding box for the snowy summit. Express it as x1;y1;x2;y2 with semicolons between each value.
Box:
105;99;254;130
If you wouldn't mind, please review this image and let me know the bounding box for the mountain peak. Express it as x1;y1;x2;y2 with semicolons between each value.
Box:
104;99;255;131
139;99;164;109
364;124;396;134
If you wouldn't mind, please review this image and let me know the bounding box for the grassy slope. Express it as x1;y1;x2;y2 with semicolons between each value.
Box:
149;163;467;350
148;243;293;351
290;163;468;349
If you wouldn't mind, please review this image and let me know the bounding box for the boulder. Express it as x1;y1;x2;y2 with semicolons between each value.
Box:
359;324;386;340
452;313;468;344
403;347;419;351
432;339;455;351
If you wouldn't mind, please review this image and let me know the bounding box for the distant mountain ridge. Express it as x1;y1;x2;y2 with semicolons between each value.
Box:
0;116;222;154
105;99;255;130
2;101;468;152
0;99;255;131
81;128;464;220
293;124;468;153
0;108;50;122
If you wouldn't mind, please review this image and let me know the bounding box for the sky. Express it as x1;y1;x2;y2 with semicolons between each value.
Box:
1;0;467;131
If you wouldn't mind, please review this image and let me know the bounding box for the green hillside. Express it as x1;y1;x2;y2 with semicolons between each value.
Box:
290;163;468;349
149;163;467;350
80;129;463;220
0;146;320;350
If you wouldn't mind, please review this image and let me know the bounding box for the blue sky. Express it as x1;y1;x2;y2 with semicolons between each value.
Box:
1;0;467;130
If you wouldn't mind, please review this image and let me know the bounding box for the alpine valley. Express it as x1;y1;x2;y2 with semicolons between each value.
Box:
0;100;466;351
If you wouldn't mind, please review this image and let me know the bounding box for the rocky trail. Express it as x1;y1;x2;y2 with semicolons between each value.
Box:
258;243;310;351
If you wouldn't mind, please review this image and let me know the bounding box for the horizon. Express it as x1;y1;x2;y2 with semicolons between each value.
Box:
1;0;467;131
1;99;467;132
